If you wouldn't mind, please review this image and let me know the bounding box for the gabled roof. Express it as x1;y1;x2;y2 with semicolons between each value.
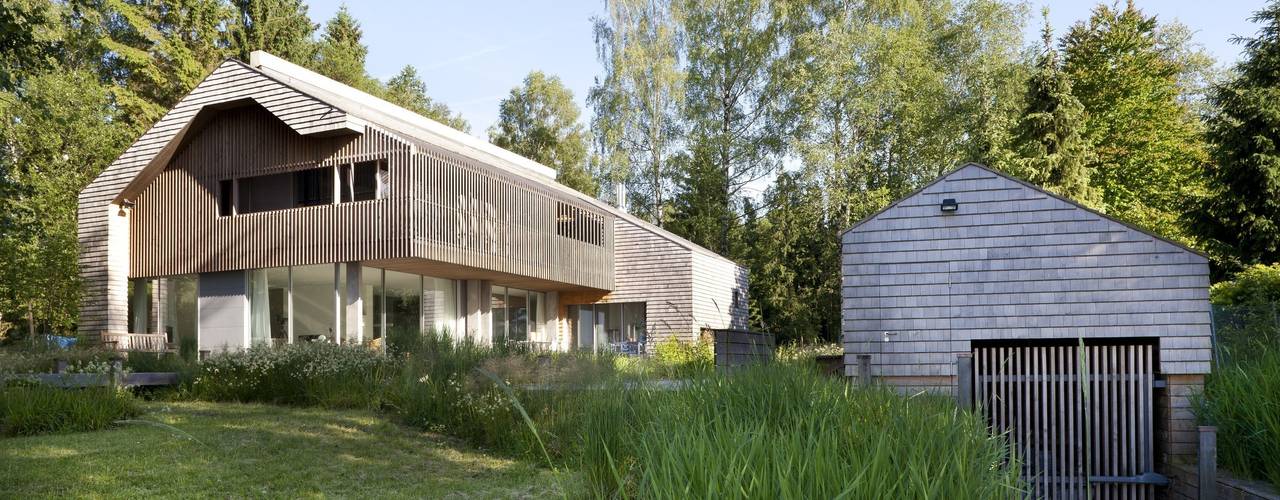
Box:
841;162;1207;259
92;51;739;267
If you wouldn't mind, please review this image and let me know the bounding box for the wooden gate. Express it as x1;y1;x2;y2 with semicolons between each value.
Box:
973;344;1158;499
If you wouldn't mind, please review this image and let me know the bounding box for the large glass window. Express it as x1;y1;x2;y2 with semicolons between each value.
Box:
160;275;197;356
423;277;459;335
291;264;336;342
528;291;544;344
127;278;154;334
567;302;647;355
491;286;508;343
384;270;422;344
247;268;290;346
508;289;527;342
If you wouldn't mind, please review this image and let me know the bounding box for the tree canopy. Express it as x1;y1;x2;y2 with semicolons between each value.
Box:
490;71;595;195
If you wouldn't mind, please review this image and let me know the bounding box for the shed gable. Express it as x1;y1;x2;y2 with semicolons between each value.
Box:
841;164;1211;385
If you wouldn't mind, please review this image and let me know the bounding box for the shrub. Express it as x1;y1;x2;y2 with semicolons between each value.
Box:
645;336;713;377
190;341;391;408
1197;346;1280;487
0;383;140;437
775;341;843;362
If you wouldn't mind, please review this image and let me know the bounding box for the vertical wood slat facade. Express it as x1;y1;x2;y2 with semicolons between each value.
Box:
128;103;614;291
975;343;1156;499
84;51;747;353
80;60;362;337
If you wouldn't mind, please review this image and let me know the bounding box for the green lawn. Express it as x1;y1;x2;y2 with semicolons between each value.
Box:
0;401;565;498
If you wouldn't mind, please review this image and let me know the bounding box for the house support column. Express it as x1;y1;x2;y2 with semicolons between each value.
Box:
545;291;559;349
345;262;363;344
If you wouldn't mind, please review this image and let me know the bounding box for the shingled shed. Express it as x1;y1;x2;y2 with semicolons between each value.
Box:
841;163;1212;499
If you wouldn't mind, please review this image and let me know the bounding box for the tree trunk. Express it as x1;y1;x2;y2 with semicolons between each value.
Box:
27;302;36;345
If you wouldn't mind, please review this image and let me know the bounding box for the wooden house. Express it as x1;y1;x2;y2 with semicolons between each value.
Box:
78;51;747;355
841;163;1212;499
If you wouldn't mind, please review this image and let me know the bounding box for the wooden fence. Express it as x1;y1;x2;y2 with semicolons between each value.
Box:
967;344;1165;499
711;329;775;369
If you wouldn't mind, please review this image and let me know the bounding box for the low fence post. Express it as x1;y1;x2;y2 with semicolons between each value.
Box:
857;354;872;386
1199;426;1217;500
110;357;124;388
956;353;974;410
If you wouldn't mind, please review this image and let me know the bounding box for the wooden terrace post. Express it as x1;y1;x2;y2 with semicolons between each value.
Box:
1199;426;1217;500
857;354;872;386
956;353;974;410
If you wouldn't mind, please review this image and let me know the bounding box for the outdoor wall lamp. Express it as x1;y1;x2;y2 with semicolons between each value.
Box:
118;200;135;217
940;198;959;212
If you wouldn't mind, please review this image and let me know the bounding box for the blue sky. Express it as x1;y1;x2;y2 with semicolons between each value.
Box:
306;0;1266;140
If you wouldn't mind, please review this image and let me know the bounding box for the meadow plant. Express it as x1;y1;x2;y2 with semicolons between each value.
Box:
191;341;391;408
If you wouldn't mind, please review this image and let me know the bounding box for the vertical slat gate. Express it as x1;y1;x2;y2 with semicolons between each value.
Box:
974;344;1155;499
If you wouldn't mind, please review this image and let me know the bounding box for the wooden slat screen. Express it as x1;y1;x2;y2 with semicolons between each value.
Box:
974;344;1155;499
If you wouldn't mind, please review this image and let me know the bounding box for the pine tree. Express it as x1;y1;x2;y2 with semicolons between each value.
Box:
490;71;596;195
228;0;318;64
313;6;376;92
383;65;470;132
1062;1;1211;244
1005;11;1099;207
1193;3;1280;273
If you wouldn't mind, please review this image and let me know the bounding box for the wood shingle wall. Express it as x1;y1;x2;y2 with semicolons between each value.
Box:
842;164;1211;382
841;163;1213;497
691;251;749;332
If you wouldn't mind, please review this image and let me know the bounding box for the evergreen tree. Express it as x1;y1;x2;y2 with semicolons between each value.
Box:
228;0;318;64
1193;2;1280;273
666;145;732;253
1004;11;1099;207
383;65;470;132
81;0;233;128
676;0;783;252
0;0;60;91
313;6;376;92
490;71;595;196
1062;1;1211;244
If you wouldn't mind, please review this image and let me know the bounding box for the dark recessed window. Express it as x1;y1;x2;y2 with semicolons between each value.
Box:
294;167;333;207
556;202;604;246
237;172;293;214
339;160;384;202
218;179;234;216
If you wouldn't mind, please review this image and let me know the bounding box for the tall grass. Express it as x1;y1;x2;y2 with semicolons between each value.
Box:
1197;344;1280;487
387;335;1020;498
0;383;140;436
565;364;1019;498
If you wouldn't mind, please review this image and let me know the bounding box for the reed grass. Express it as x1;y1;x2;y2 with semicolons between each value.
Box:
0;383;139;436
388;334;1020;498
1197;343;1280;487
